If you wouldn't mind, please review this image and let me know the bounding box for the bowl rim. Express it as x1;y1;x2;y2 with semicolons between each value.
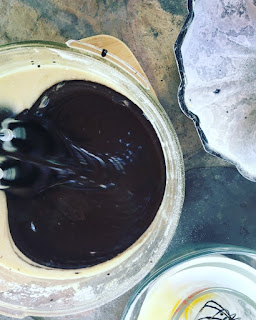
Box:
174;0;218;155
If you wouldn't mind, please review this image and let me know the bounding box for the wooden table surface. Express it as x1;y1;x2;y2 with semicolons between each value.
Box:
1;1;256;320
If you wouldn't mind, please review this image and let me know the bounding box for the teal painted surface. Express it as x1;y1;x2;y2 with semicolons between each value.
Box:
158;0;188;15
20;0;95;39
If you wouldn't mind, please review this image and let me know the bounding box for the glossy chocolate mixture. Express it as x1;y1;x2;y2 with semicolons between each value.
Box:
5;80;166;269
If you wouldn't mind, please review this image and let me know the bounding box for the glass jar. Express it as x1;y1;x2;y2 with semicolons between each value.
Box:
122;245;256;320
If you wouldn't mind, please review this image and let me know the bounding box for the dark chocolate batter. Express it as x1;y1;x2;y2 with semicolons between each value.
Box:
5;81;166;269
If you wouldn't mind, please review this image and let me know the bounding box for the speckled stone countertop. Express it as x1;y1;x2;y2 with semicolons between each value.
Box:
1;0;256;319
